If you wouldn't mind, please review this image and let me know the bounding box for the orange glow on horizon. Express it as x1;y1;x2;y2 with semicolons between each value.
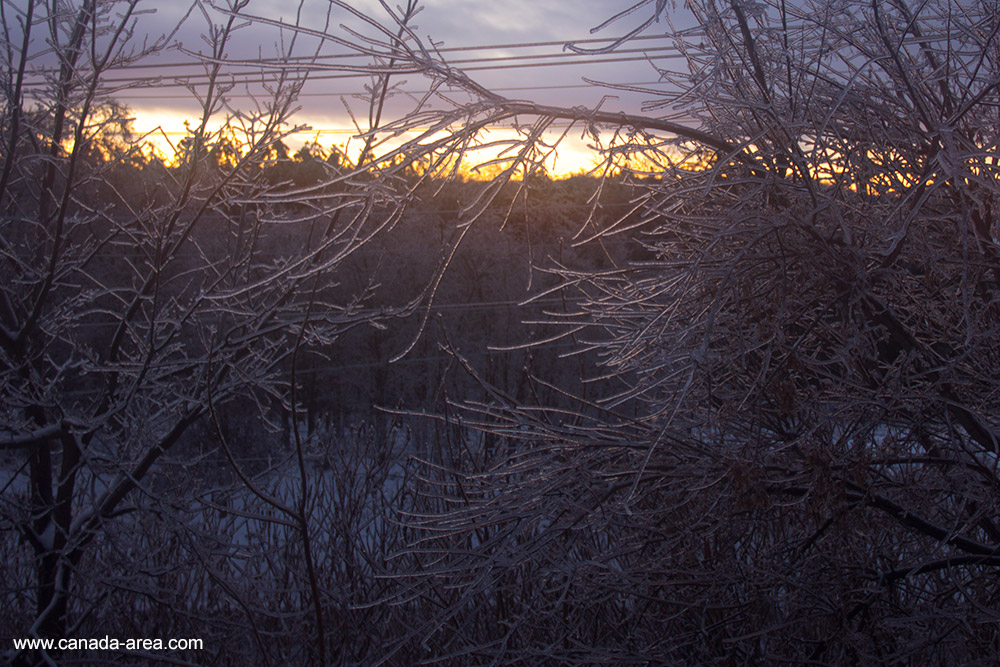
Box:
127;107;970;193
127;107;607;178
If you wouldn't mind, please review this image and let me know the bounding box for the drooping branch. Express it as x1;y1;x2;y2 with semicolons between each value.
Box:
493;100;754;165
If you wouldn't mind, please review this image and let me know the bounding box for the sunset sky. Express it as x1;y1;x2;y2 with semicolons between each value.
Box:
110;0;688;175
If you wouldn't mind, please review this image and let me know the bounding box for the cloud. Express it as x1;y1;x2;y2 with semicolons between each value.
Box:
113;0;680;173
420;0;620;41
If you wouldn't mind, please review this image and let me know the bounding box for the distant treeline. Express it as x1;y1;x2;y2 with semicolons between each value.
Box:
22;117;648;451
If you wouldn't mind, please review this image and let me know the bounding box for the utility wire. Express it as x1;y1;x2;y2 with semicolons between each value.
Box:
20;53;684;90
119;80;672;100
19;30;689;90
144;119;696;135
106;33;683;71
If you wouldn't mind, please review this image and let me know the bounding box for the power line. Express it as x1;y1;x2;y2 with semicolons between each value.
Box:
120;80;672;101
245;45;683;70
106;33;682;71
20;30;688;93
55;298;582;332
21;54;681;91
142;119;695;135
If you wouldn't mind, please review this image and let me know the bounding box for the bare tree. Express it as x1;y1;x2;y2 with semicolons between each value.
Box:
341;0;1000;662
0;0;432;661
